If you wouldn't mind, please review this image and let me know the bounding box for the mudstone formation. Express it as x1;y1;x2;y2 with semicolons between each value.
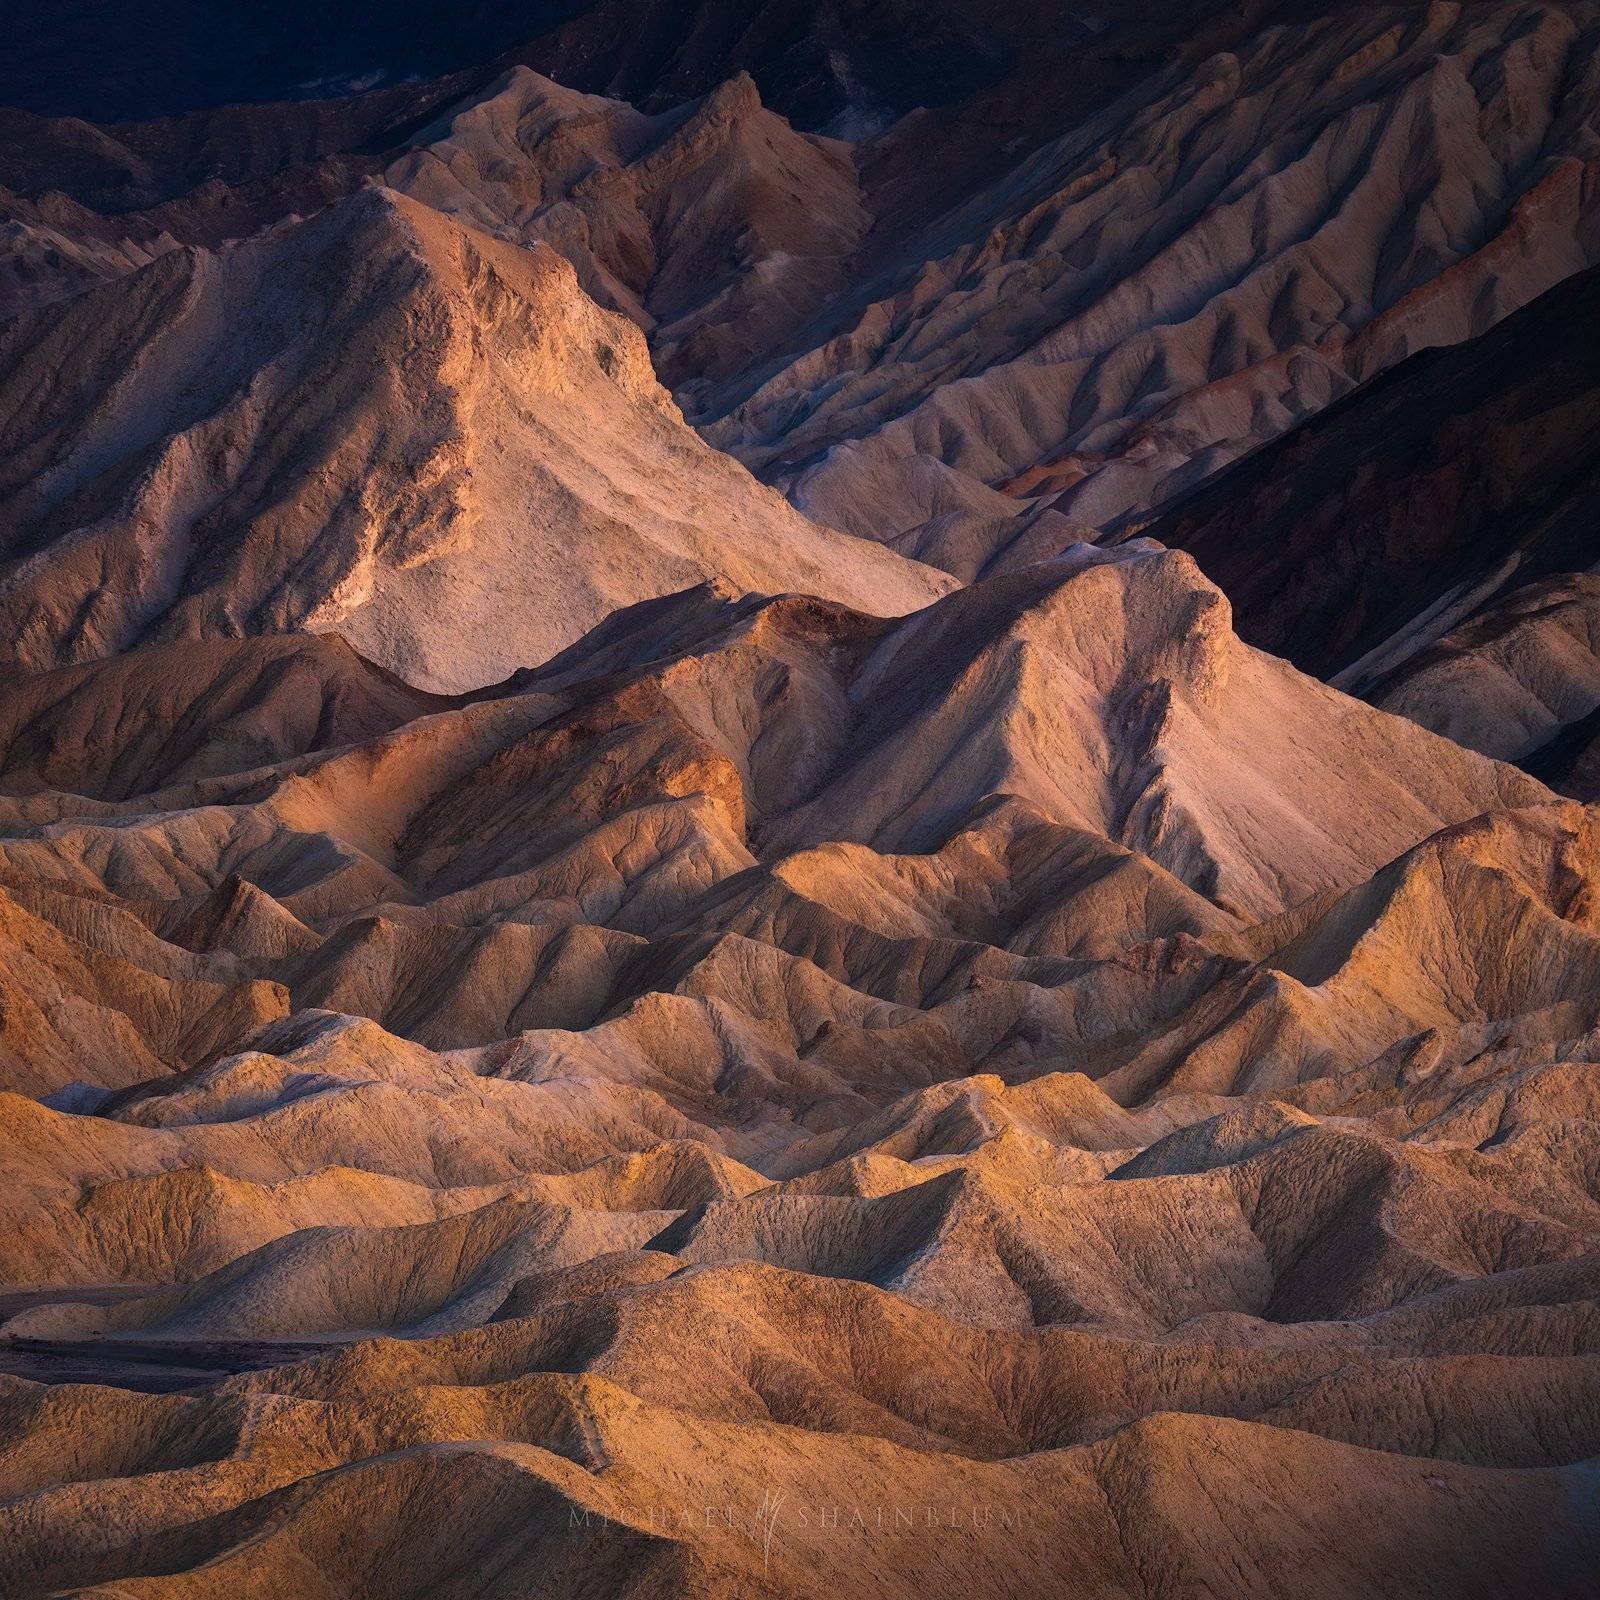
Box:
2;3;1600;1595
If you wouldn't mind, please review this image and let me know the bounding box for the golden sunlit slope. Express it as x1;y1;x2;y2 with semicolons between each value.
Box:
0;186;950;693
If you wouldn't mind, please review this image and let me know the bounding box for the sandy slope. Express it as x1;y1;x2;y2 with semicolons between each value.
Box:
0;537;1596;1591
0;186;950;692
383;68;872;396
8;5;1598;598
707;1;1600;570
1137;254;1600;691
1;6;1599;1594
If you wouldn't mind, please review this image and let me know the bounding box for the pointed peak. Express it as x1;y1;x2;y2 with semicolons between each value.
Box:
702;71;764;119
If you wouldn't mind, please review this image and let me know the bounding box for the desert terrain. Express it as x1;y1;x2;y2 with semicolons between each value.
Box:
1;3;1599;1595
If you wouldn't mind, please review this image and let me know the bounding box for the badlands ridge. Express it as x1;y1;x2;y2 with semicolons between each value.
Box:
1;3;1599;1596
0;543;1596;1595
